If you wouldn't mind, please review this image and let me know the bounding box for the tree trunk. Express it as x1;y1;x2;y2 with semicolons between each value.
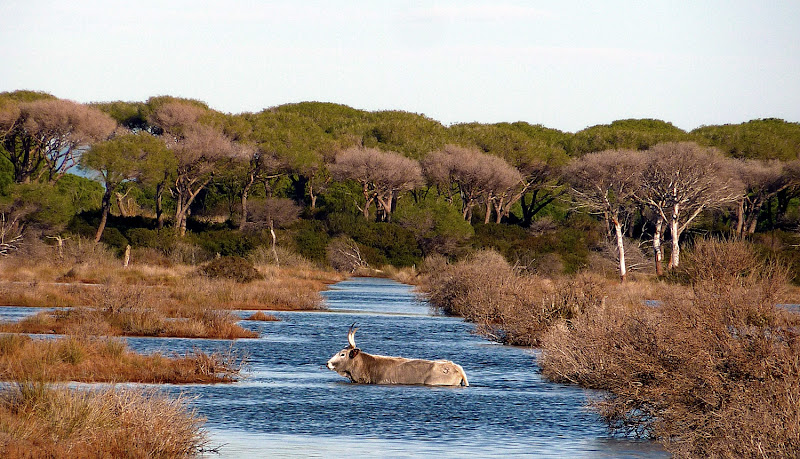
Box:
179;208;189;237
269;219;279;267
669;204;681;269
123;245;131;268
94;190;112;243
156;182;165;229
613;218;627;283
376;193;392;223
240;187;249;230
362;183;371;220
521;192;534;226
239;174;254;230
735;199;745;236
309;182;317;210
174;177;212;237
115;192;129;218
653;216;664;276
174;188;184;235
746;214;759;235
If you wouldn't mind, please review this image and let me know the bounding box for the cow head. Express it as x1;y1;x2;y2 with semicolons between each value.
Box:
326;324;361;376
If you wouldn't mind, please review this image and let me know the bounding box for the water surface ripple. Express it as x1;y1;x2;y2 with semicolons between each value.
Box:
1;277;667;458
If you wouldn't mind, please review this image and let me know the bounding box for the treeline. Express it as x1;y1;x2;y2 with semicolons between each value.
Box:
2;89;800;279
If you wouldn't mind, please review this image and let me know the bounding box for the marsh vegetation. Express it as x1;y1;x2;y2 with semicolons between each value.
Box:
423;240;800;457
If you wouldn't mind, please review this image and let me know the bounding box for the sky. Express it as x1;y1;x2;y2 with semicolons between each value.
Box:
2;0;799;133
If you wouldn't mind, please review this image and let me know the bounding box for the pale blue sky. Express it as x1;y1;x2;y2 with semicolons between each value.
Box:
2;1;798;132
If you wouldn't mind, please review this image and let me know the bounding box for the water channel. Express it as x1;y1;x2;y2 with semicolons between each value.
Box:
1;277;668;458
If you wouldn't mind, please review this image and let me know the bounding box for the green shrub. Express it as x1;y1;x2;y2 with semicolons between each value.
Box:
471;215;602;274
199;256;263;283
196;230;256;257
394;196;473;256
291;220;330;262
325;213;422;267
99;227;129;250
126;228;177;252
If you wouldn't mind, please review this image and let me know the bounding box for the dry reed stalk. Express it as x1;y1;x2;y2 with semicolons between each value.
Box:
245;311;279;321
0;384;208;458
0;334;244;384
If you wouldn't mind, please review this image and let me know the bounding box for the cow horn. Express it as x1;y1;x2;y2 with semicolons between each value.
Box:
347;323;358;348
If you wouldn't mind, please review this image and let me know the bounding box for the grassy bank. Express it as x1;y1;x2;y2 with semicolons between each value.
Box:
0;333;244;457
0;383;207;458
422;240;800;458
0;334;243;384
0;251;343;339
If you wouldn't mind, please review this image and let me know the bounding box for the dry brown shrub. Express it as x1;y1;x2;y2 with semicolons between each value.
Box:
245;311;279;321
422;249;608;345
0;384;207;457
379;265;419;285
0;281;87;307
540;239;800;457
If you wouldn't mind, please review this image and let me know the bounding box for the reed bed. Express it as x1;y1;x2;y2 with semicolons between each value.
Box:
0;250;344;339
245;311;279;321
0;383;207;458
0;334;244;384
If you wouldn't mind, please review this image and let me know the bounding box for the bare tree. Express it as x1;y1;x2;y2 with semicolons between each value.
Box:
636;142;742;271
244;197;301;266
330;147;423;222
149;102;237;236
326;235;369;273
484;157;524;224
565;149;643;282
0;98;116;183
0;212;24;256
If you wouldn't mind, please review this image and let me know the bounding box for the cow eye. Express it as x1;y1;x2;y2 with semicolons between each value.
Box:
340;353;345;357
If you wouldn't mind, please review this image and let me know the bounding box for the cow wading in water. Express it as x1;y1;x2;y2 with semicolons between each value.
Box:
326;325;469;386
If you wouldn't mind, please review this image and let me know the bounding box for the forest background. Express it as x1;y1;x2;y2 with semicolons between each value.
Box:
2;89;800;282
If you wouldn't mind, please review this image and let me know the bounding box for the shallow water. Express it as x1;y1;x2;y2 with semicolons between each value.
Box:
0;278;667;458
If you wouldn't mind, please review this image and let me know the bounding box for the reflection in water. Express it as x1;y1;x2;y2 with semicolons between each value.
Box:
0;277;667;458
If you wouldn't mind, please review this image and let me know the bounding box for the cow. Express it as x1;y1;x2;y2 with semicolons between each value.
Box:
326;325;469;386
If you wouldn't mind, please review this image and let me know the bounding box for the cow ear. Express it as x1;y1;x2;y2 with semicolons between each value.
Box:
349;348;360;358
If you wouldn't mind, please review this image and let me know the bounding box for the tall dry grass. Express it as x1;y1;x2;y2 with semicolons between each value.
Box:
540;240;800;458
0;240;344;339
0;284;259;340
0;334;244;384
0;383;207;458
